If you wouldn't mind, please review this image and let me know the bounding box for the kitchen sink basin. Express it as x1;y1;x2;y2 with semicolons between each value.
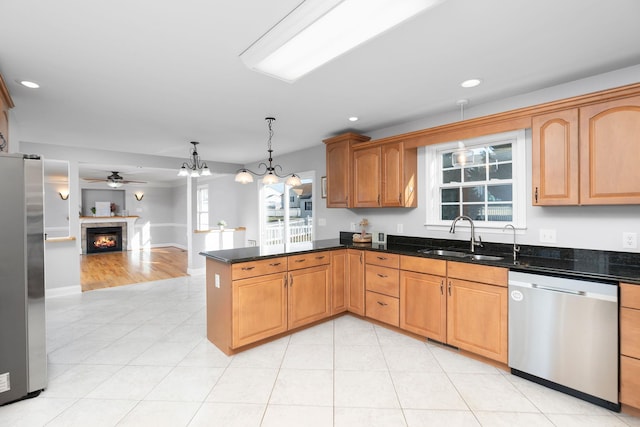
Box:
466;254;504;261
418;249;467;257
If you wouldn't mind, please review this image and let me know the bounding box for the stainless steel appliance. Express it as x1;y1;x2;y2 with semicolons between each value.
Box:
0;153;47;406
508;271;619;411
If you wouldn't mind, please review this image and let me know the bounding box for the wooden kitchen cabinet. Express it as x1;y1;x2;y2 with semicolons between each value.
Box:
364;251;400;326
352;142;417;208
399;256;447;341
0;74;14;153
287;264;331;330
232;272;288;348
347;249;365;315
331;250;348;314
620;282;640;409
579;95;640;204
323;132;370;208
531;109;579;205
446;261;508;364
531;94;640;206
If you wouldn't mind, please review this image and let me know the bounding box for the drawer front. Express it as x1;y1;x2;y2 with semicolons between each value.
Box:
365;291;399;327
621;307;640;358
621;355;640;408
232;257;287;280
288;251;330;270
447;261;508;287
365;251;399;269
400;255;446;276
621;283;640;309
366;264;399;297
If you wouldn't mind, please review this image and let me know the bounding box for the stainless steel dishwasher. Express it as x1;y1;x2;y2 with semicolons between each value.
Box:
508;271;619;411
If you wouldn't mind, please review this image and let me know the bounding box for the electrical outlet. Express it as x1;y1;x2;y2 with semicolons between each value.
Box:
397;223;404;233
623;232;637;249
350;222;357;231
539;229;556;243
214;273;220;288
318;218;326;226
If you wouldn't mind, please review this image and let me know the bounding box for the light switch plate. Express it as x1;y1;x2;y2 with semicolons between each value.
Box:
539;229;556;243
372;231;387;245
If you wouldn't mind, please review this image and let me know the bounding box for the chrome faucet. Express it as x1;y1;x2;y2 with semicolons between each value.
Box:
503;224;520;261
449;215;482;252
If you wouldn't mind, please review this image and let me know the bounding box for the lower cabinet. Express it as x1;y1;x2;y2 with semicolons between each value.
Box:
288;264;331;329
232;272;288;348
621;282;640;409
400;270;446;342
365;291;399;327
331;250;348;315
347;249;365;315
365;253;400;327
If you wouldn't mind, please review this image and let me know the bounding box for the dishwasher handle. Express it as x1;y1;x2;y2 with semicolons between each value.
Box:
532;283;585;296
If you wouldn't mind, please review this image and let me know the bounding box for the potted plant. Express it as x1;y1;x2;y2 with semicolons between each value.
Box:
90;207;96;217
217;220;227;231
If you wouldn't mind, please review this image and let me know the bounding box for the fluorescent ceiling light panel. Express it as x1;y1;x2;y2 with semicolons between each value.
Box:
241;0;445;82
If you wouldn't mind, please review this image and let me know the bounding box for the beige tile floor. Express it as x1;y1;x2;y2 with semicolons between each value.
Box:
1;275;639;426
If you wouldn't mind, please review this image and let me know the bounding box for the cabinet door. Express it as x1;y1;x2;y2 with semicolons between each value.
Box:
352;146;381;207
326;139;351;208
400;270;446;342
331;250;348;314
232;273;287;348
381;142;403;206
447;278;508;363
621;355;640;408
579;95;640;204
288;264;331;329
531;109;579;205
347;249;365;315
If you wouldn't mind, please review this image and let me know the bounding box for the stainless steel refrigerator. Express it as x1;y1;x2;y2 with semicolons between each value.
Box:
0;153;47;406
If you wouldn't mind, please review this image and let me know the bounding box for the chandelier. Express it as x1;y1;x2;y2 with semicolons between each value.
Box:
235;117;302;186
177;141;212;177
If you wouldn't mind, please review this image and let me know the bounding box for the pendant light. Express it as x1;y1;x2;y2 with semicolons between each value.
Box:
451;99;475;167
235;117;302;186
177;141;212;177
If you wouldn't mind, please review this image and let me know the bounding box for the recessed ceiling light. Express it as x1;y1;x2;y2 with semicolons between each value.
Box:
348;116;359;122
461;78;482;88
19;80;40;89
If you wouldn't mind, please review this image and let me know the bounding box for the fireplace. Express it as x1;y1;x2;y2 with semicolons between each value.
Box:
86;226;123;254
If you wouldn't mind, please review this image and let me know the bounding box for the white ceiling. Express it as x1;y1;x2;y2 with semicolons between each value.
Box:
2;0;640;183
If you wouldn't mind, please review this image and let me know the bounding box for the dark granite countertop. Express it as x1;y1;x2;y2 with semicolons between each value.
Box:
200;233;640;285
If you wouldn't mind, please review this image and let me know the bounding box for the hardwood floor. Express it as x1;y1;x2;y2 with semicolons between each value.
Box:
80;246;188;292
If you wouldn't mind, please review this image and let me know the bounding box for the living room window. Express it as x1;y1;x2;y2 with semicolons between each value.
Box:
425;130;526;230
197;185;209;230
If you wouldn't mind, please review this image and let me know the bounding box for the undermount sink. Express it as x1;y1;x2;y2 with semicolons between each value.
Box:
418;249;467;257
418;248;504;261
466;254;504;261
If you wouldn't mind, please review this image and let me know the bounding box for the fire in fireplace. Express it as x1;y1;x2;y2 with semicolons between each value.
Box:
86;226;123;254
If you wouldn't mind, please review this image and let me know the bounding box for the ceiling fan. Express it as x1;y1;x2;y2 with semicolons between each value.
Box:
83;171;146;188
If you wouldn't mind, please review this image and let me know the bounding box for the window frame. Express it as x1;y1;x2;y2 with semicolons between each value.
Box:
424;129;526;232
196;184;209;231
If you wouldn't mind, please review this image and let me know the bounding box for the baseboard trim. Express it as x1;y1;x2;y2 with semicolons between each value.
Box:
187;267;205;276
46;285;82;298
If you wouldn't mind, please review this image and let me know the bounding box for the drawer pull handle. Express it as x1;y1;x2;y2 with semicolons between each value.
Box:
377;301;388;306
241;266;255;271
290;274;293;287
377;273;387;278
295;259;306;263
440;279;444;295
448;281;452;296
315;255;325;260
377;256;387;260
269;262;281;266
284;274;288;288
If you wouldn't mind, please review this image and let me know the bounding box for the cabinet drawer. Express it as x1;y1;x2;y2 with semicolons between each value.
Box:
621;355;640;408
232;257;287;280
365;291;399;327
365;251;399;268
621;307;640;358
366;264;399;297
447;261;508;287
621;283;640;309
400;255;446;276
288;252;330;270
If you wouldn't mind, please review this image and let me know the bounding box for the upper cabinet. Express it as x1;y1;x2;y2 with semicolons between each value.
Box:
532;94;640;205
324;133;417;209
0;74;15;153
579;95;640;204
323;133;370;208
531;109;579;205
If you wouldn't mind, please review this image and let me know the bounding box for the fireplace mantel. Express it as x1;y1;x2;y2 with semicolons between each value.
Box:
80;216;139;253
